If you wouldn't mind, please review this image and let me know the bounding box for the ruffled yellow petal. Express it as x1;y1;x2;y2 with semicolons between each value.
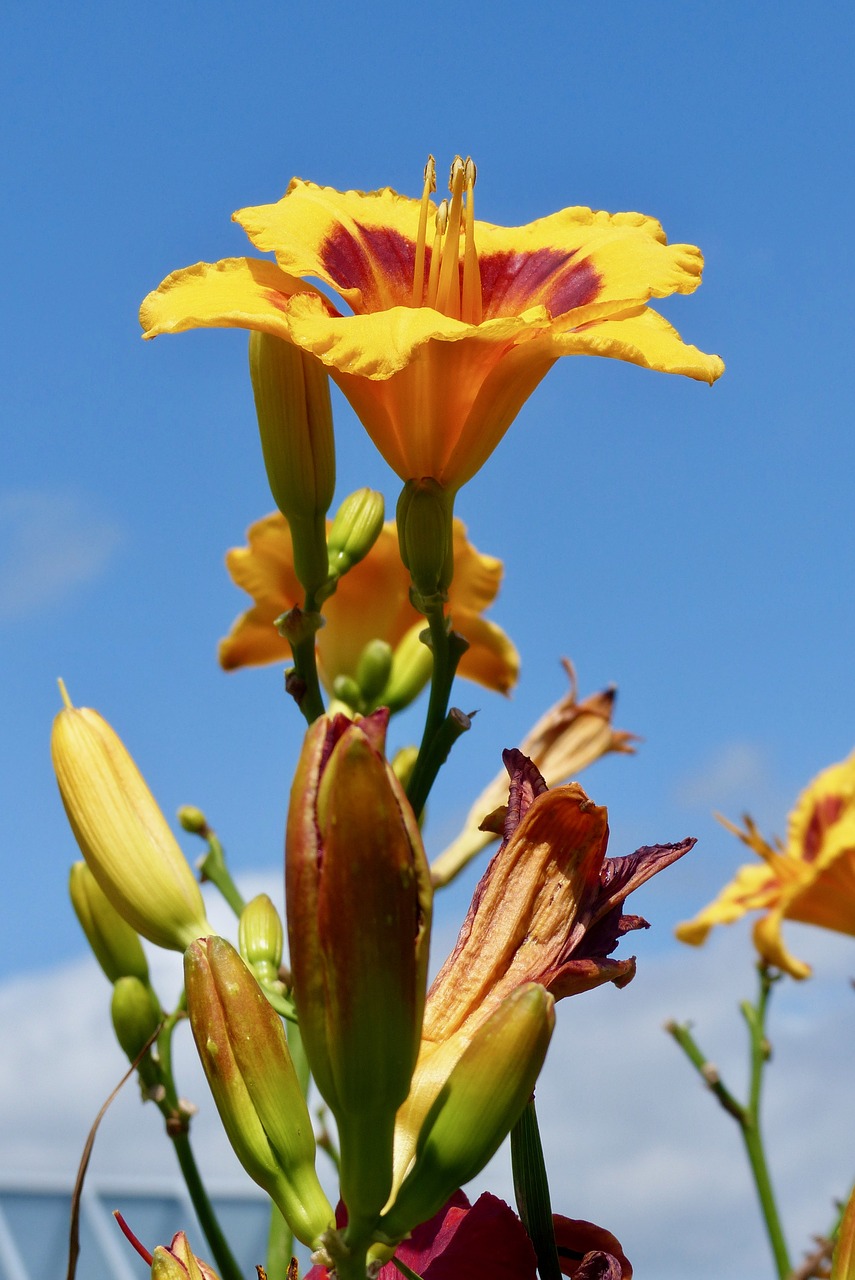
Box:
555;306;725;384
675;861;784;947
235;180;425;315
140;257;330;341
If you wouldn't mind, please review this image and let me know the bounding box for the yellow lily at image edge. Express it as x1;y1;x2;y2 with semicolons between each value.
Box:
677;750;855;978
140;156;723;493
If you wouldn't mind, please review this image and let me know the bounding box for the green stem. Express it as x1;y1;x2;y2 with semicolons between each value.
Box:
285;592;326;725
511;1098;561;1280
171;1132;244;1280
406;605;468;817
198;832;246;917
666;966;791;1280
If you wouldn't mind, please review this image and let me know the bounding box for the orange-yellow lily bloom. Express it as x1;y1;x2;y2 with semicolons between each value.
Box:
676;750;855;978
219;513;518;698
140;157;724;492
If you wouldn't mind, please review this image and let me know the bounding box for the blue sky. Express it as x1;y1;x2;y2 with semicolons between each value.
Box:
2;3;854;1277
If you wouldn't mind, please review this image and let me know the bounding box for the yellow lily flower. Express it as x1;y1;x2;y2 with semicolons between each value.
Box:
140;157;724;492
218;513;519;699
676;750;855;978
430;660;637;886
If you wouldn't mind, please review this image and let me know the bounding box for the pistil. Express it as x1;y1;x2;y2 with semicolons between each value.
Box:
411;155;436;306
435;156;466;319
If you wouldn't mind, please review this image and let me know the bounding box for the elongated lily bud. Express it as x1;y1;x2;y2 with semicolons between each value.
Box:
249;332;335;597
382;623;434;713
185;936;333;1248
380;984;554;1243
286;709;432;1229
69;861;149;984
238;893;284;985
52;690;212;952
396;478;455;607
326;487;385;577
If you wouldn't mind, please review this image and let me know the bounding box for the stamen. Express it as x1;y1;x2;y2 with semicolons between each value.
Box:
435;156;466;319
411;155;436;307
461;157;482;325
113;1212;154;1266
426;199;448;310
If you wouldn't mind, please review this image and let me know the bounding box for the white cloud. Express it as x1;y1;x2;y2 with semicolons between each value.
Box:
2;878;854;1280
0;490;123;620
674;741;775;811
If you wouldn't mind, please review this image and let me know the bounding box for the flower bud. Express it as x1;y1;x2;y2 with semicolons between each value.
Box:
150;1232;220;1280
396;479;455;606
286;709;432;1228
185;936;333;1248
238;893;284;985
52;690;212;952
69;861;149;984
326;487;385;578
355;638;393;704
177;805;209;836
249;331;335;597
111;976;162;1063
380;984;554;1243
382;623;433;713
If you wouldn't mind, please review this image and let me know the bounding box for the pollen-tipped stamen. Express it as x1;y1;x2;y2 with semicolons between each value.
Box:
426;200;448;310
411;155;436;307
461;157;482;325
435;157;466;319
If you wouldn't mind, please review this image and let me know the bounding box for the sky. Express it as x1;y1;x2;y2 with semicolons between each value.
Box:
2;2;854;1278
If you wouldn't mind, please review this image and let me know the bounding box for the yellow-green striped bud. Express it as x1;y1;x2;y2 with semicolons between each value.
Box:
52;688;213;952
238;893;284;986
184;936;333;1248
249;331;335;597
69;861;149;984
382;623;433;713
396;479;455;608
326;488;385;578
111;976;162;1063
379;984;554;1243
286;709;432;1229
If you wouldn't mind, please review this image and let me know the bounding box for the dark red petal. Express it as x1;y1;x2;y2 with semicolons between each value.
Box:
553;1217;632;1279
380;1193;537;1280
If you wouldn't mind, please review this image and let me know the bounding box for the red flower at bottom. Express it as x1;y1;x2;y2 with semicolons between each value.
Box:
306;1192;630;1280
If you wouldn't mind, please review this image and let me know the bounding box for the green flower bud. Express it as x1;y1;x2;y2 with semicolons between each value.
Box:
249;331;335;597
177;806;209;836
332;674;362;711
391;744;420;792
111;976;162;1062
286;710;432;1229
185;936;333;1248
356;639;393;704
382;623;433;713
396;479;455;607
380;984;554;1243
69;861;149;984
52;688;213;952
326;488;385;578
238;894;284;985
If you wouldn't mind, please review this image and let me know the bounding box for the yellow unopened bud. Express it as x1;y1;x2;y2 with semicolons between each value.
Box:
52;689;213;952
380;984;554;1243
249;331;335;596
185;936;334;1248
69;861;149;984
238;894;284;985
326;488;385;578
396;479;455;608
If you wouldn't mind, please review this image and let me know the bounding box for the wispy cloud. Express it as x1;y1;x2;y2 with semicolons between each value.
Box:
0;490;123;621
674;741;774;811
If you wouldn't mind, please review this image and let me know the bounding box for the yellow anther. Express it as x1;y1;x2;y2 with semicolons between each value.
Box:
435;158;466;319
412;155;437;307
462;156;482;325
426;199;448;310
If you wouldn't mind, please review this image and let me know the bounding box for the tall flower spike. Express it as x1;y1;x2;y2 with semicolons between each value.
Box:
142;158;723;494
